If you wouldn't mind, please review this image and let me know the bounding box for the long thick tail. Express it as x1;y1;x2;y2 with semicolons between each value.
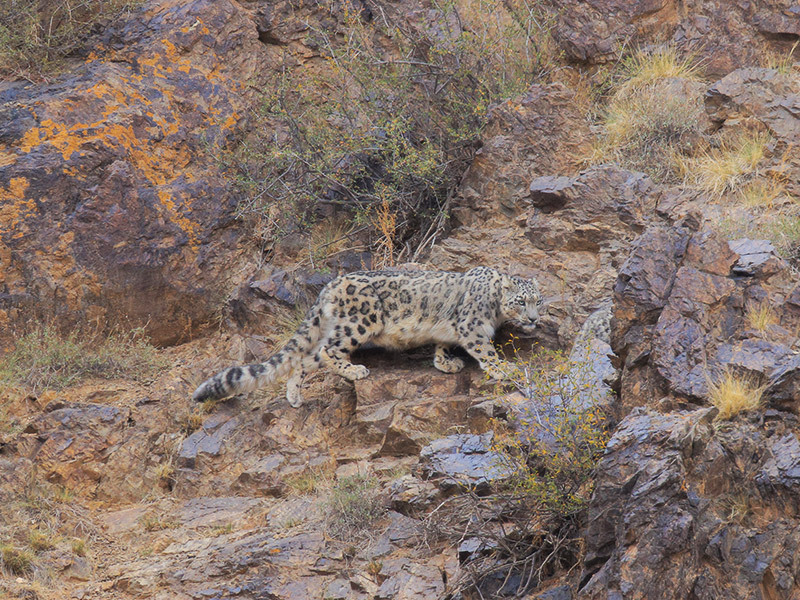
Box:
192;300;325;402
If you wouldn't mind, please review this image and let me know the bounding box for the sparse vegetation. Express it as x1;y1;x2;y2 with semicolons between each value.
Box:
297;219;362;270
0;324;168;393
139;513;176;532
26;529;55;553
229;0;560;263
763;40;799;74
719;492;752;525
324;474;385;540
739;178;789;209
178;410;205;436
285;467;330;496
0;0;143;81
745;301;778;332
676;130;771;196
590;46;705;183
427;345;611;598
617;46;703;94
154;461;176;488
210;523;234;536
492;344;611;516
707;369;765;420
717;211;800;263
1;544;34;575
71;538;87;557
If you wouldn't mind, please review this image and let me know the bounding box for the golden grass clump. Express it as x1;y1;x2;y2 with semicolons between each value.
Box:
617;46;703;96
677;130;771;196
1;544;34;575
745;302;778;332
707;369;766;420
739;178;789;209
590;46;705;182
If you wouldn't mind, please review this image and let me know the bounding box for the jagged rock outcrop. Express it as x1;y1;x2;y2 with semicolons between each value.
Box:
446;83;592;229
612;222;800;411
434;135;661;347
0;0;271;345
580;406;800;599
541;0;799;76
705;66;800;195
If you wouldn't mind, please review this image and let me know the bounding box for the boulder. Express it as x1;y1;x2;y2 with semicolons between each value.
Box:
612;225;800;410
16;402;130;496
419;432;513;492
580;407;800;599
0;0;269;345
446;82;592;228
540;0;799;76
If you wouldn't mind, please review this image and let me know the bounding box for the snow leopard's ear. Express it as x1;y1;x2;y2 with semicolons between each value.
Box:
510;275;528;289
500;275;518;293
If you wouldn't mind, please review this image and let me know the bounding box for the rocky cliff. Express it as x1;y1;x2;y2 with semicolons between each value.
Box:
1;0;800;599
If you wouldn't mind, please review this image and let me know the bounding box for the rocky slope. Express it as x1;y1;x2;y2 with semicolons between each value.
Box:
1;0;800;599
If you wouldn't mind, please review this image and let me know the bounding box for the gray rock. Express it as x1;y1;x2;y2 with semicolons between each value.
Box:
765;354;800;413
178;414;239;468
729;238;785;277
419;433;513;491
531;585;572;600
375;562;445;600
579;407;800;600
323;578;352;600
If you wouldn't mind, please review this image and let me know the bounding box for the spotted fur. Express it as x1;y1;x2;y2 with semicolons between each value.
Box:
192;267;543;407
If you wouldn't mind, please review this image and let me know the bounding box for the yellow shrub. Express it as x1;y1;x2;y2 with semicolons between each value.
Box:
707;369;765;420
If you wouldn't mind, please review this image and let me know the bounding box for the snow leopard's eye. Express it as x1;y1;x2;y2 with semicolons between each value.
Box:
517;299;526;306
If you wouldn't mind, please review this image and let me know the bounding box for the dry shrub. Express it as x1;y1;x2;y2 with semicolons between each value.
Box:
0;324;168;393
431;344;611;598
675;129;770;196
230;0;560;263
590;46;705;182
0;0;142;81
707;369;765;420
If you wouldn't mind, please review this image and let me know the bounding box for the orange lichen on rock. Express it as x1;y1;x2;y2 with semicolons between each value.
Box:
33;231;102;311
157;188;200;250
0;177;36;238
0;149;17;167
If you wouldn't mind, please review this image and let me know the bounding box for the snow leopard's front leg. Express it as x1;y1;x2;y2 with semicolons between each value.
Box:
456;324;512;380
433;344;465;373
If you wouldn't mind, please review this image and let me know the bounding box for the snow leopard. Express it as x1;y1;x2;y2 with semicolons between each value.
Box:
192;267;543;407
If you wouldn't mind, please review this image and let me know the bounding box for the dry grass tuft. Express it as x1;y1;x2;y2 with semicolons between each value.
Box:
617;46;703;96
71;538;87;557
707;369;766;420
26;528;55;553
677;130;771;196
284;467;332;496
273;306;309;350
297;219;358;269
739;178;789;209
1;544;34;575
590;46;705;182
763;40;799;74
745;302;778;332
